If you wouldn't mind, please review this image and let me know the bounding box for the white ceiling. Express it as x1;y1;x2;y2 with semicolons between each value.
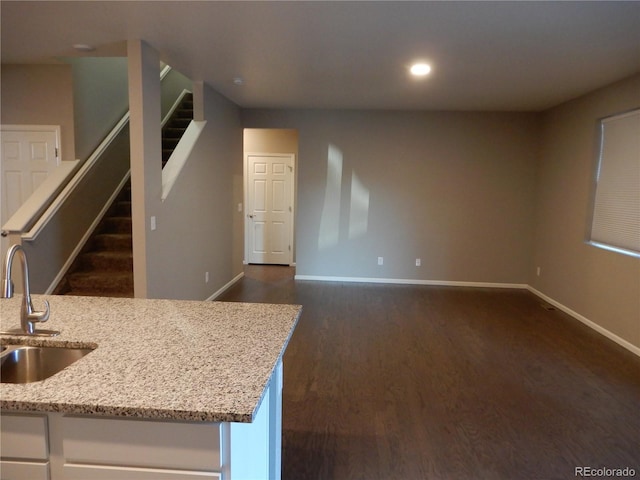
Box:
2;1;640;111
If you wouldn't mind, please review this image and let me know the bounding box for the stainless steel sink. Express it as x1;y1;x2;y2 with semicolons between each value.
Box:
0;344;94;383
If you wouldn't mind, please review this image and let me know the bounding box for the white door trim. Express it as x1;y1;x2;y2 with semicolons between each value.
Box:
244;152;296;265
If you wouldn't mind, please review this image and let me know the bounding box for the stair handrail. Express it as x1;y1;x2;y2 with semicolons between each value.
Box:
1;159;80;236
5;65;175;242
13;113;131;242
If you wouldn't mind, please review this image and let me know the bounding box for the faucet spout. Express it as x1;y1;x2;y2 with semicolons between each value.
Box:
2;244;51;335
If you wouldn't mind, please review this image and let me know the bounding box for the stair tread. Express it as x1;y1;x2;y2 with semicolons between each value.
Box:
92;233;132;251
103;216;132;234
67;271;134;295
65;291;134;298
69;271;133;280
95;232;131;238
83;251;133;259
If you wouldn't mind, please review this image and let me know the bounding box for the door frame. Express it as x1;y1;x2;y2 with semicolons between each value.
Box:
244;152;296;265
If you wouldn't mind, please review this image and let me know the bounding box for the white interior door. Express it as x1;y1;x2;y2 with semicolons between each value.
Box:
0;126;60;256
246;154;294;265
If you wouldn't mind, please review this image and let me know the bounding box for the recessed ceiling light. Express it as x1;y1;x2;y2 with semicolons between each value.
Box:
233;77;244;86
73;44;95;52
410;63;431;77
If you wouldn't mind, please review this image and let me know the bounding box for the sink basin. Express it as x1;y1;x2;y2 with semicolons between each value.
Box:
0;345;94;383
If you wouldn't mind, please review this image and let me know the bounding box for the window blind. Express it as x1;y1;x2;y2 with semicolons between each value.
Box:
590;109;640;256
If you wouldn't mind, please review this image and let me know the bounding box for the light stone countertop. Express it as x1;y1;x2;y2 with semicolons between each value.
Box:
0;295;301;423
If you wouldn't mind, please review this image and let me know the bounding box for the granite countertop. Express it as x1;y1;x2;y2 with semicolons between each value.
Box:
0;295;301;423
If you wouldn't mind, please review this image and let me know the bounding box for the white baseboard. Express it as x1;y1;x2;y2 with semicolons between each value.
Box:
207;272;244;301
294;274;527;290
527;286;640;357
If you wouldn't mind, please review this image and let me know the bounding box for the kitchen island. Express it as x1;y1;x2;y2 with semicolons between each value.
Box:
0;295;302;480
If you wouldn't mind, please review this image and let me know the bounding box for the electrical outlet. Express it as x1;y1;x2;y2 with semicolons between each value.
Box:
205;271;209;283
416;258;421;267
377;257;384;266
536;266;541;276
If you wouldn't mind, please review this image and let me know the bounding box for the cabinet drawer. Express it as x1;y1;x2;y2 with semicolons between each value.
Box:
0;459;49;480
0;414;48;460
62;416;222;471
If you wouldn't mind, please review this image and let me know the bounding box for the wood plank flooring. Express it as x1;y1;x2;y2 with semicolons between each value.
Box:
218;266;640;480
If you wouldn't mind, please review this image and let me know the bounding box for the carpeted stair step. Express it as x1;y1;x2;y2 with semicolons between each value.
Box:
103;217;132;234
92;233;133;251
162;137;180;149
67;271;134;295
174;108;192;119
118;185;132;200
114;200;131;216
80;251;133;271
66;290;134;298
168;117;190;129
163;127;186;139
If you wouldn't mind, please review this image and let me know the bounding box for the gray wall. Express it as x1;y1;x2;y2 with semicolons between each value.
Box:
148;83;243;300
68;57;129;161
242;110;539;284
532;74;640;349
0;64;76;161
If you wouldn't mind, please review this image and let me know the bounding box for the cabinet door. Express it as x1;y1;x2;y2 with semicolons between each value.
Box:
63;464;221;480
0;460;49;480
62;416;221;471
0;414;48;460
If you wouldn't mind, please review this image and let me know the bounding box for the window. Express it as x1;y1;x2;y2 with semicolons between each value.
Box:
589;109;640;258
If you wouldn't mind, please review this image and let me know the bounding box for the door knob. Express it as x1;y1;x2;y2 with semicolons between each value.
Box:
248;214;254;218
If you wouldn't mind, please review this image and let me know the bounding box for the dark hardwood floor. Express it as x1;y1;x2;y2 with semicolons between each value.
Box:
218;266;640;480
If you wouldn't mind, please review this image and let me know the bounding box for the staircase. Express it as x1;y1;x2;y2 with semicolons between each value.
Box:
53;185;134;297
162;93;193;167
54;93;193;297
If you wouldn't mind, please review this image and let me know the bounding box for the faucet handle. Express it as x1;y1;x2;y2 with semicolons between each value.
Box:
28;299;50;323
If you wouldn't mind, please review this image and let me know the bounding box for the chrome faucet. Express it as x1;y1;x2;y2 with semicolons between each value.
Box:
1;244;55;336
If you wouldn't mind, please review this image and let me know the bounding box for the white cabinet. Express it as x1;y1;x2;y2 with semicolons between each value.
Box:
0;360;284;480
0;414;50;480
60;416;223;480
0;413;223;480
